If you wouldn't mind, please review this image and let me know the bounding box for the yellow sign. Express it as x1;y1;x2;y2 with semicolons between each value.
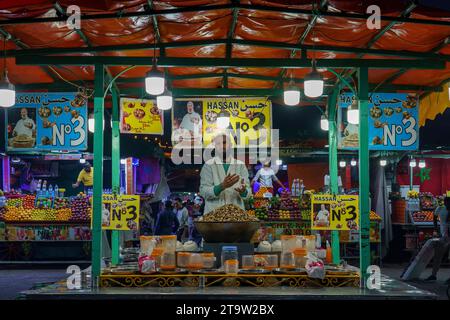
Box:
120;98;163;135
102;194;140;231
202;97;272;147
311;194;359;231
446;191;450;197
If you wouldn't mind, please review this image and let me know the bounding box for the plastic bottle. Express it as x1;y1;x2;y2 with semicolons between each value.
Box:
325;241;332;264
315;233;322;249
55;185;59;197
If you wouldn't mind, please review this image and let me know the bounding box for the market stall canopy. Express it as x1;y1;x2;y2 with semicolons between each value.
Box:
0;0;450;104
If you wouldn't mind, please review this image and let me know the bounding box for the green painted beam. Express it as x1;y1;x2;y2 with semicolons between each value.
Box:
0;3;449;27
111;87;121;266
327;87;340;264
6;39;449;61
16;55;446;69
335;2;417;91
91;64;105;286
358;67;371;287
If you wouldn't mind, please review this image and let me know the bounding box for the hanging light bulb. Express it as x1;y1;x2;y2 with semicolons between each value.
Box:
409;159;417;167
276;159;283;166
0;72;15;107
156;87;173;110
350;159;357;166
145;66;165;96
79;157;86;164
320;114;329;131
339;160;346;168
304;61;324;98
88;114;105;133
418;159;426;168
347;99;359;125
217;108;230;129
120;159;126;165
380;159;387;167
283;79;300;106
0;36;15;108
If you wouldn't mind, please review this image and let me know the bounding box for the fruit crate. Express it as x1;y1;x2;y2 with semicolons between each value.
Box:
409;211;434;226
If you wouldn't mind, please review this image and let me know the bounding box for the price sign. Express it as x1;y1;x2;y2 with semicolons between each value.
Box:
102;194;140;231
311;194;359;231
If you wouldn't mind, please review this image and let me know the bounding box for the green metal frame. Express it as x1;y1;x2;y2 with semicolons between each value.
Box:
1;3;449;27
16;56;446;69
358;67;370;286
111;88;121;265
92;64;105;286
7;39;449;61
327;87;341;264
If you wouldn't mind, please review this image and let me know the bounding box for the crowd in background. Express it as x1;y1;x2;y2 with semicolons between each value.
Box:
139;195;205;246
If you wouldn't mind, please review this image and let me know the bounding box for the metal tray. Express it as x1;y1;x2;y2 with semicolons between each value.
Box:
190;269;222;275
157;268;188;275
238;269;271;275
273;268;307;274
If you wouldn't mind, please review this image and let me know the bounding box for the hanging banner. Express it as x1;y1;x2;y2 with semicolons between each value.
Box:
172;97;272;148
311;194;359;231
101;194;140;231
338;93;419;150
6;92;88;152
120;98;164;135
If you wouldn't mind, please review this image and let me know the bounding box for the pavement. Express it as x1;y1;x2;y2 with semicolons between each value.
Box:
0;264;448;300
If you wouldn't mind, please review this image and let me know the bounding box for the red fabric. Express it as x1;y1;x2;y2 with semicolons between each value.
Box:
396;158;450;195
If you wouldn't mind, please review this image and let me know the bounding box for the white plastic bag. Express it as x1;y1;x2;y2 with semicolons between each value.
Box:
305;252;325;279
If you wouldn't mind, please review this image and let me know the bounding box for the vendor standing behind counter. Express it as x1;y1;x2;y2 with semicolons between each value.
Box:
199;133;251;214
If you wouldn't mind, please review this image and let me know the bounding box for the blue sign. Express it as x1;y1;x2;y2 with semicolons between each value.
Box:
6;92;88;152
338;93;419;150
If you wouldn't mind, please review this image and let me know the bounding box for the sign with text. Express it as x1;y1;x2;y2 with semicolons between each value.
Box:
102;194;140;231
171;97;272;148
338;93;419;150
120;98;163;135
311;194;359;231
6;92;87;152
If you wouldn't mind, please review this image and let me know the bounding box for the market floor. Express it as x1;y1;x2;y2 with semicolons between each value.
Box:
0;265;449;300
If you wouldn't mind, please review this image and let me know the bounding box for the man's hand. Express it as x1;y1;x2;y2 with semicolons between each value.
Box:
72;183;79;188
221;174;240;190
432;231;439;238
234;179;247;194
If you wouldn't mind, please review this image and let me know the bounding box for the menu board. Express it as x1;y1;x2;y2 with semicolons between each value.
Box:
172;97;272;148
338;93;419;150
5;92;88;152
311;194;359;231
120;98;163;135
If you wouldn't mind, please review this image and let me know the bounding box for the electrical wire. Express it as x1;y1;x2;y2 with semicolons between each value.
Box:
48;66;85;89
103;65;137;99
23;30;77;48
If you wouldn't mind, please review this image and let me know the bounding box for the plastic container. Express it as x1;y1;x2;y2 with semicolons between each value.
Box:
221;246;238;268
254;254;278;269
304;235;316;252
242;255;255;269
160;252;176;270
281;235;297;253
224;259;239;274
201;253;216;269
177;252;191;268
280;252;295;269
293;248;308;268
188;253;203;270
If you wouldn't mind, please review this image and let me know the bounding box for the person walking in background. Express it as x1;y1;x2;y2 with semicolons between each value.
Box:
139;195;155;236
173;197;189;241
425;196;450;284
154;201;179;236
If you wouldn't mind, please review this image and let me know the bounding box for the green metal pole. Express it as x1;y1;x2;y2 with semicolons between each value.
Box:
111;88;121;265
91;64;105;286
358;67;371;287
328;88;340;264
409;157;414;190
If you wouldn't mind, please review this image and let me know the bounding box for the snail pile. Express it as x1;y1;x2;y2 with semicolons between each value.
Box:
200;204;259;222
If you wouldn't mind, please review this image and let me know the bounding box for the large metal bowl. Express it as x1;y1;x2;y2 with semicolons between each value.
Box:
194;221;260;243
